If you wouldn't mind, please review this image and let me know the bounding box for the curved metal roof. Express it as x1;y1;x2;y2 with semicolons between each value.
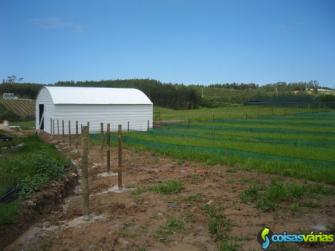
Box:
43;86;153;105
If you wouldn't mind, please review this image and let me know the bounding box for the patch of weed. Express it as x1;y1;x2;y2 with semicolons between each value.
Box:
150;180;184;195
155;218;185;241
185;193;203;203
202;204;232;240
219;240;239;251
240;181;334;211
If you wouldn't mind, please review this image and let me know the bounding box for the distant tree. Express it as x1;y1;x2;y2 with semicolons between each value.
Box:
2;75;24;84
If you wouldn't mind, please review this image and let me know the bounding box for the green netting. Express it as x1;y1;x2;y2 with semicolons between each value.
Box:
124;136;335;169
146;128;335;148
165;123;335;136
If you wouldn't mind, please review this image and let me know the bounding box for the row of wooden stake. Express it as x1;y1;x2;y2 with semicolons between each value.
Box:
57;123;124;219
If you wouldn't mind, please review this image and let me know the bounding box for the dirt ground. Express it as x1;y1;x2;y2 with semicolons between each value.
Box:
5;134;335;251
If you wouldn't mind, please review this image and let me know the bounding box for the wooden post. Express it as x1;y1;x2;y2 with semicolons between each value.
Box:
80;126;90;219
68;120;71;146
127;121;129;132
52;119;55;135
147;120;149;131
50;118;52;134
80;124;83;134
62;120;65;141
76;121;79;148
100;122;104;151
106;123;111;173
57;120;60;135
118;124;123;189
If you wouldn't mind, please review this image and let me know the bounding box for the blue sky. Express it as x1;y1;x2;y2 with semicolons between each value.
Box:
1;0;334;87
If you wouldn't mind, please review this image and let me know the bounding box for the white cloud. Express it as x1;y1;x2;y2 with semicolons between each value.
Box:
31;17;85;32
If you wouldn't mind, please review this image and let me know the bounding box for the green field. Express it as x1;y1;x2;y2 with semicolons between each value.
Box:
124;107;335;185
153;105;329;121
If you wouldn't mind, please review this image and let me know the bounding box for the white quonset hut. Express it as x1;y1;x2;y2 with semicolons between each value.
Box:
35;86;153;134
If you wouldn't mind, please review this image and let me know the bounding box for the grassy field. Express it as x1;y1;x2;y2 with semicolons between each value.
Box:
123;107;335;185
153;105;330;121
10;120;35;130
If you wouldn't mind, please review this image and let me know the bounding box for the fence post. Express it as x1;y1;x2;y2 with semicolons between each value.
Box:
106;123;111;173
57;120;60;135
100;122;104;151
127;121;129;132
52;119;55;135
62;120;65;141
147;120;149;131
80;126;90;219
50;118;52;134
118;124;123;189
76;121;79;148
68;120;71;146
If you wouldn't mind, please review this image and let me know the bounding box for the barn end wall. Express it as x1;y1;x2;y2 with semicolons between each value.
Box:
35;87;55;133
51;104;153;134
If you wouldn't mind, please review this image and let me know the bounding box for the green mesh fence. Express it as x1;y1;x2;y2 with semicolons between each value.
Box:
166;123;335;136
145;128;335;148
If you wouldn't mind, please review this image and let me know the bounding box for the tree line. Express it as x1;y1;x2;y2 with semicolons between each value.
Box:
0;78;333;109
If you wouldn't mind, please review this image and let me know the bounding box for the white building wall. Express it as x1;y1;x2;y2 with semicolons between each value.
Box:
35;88;55;133
52;104;153;134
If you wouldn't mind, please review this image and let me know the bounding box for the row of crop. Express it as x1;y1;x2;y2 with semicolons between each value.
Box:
123;135;335;185
0;99;35;119
126;130;334;162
